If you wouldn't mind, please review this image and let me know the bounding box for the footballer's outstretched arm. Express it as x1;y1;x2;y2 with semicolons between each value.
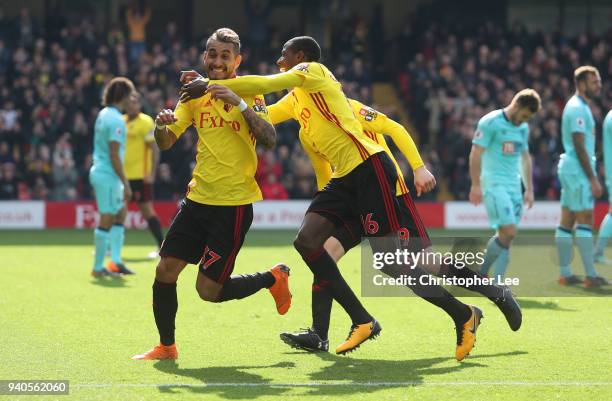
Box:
209;72;304;97
180;72;303;102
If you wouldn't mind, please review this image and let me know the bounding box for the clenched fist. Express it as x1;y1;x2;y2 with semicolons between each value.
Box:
155;109;177;127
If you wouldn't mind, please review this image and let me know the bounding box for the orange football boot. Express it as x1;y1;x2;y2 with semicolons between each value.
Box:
107;261;135;274
335;319;382;355
455;305;483;361
131;343;178;360
269;264;292;315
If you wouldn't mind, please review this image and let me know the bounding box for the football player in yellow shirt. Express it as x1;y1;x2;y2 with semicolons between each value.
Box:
268;97;521;350
121;92;164;257
132;28;292;361
180;36;483;360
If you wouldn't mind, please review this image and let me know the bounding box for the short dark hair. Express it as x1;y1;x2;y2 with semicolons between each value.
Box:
512;88;541;113
286;36;321;62
574;65;599;86
206;28;241;54
102;77;135;106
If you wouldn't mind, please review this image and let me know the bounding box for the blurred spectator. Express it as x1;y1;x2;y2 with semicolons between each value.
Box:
0;101;19;132
0;162;18;199
261;173;288;199
0;141;12;163
16;8;37;48
107;23;125;48
244;0;273;60
52;157;78;200
257;149;282;184
155;163;175;200
126;2;151;62
26;158;52;197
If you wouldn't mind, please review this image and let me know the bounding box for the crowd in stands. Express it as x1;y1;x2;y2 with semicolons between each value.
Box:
0;4;610;203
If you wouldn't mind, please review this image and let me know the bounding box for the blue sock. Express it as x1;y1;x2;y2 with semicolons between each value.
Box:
555;227;573;277
491;248;510;279
575;224;598;278
479;236;506;275
594;213;612;258
110;224;125;264
94;228;110;271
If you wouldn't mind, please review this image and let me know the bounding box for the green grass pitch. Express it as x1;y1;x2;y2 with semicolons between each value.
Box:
1;229;611;401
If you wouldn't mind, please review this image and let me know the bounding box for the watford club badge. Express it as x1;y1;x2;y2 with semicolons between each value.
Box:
224;103;233;113
359;107;378;122
252;97;268;113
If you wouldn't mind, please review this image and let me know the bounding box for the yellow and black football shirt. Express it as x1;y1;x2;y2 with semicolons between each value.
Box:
166;93;269;206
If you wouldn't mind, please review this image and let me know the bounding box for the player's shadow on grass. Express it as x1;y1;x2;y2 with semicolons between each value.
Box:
293;350;527;397
122;257;154;263
516;298;576;311
153;360;294;399
581;286;612;295
89;276;128;288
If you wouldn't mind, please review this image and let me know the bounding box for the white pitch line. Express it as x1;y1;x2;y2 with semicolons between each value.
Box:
73;381;612;388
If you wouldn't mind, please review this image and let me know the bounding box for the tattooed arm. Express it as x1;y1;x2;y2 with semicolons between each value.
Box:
206;84;276;149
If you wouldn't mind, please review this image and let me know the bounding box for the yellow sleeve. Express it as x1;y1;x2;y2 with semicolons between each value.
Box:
143;115;155;143
166;101;193;138
381;118;424;170
300;133;333;190
349;99;424;170
210;70;303;97
268;93;295;125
